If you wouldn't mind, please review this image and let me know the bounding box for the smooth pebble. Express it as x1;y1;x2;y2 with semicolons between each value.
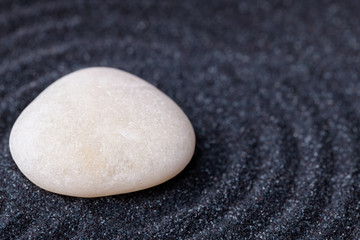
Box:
9;67;195;197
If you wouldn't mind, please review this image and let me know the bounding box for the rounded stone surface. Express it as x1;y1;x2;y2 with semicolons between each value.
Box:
9;67;195;198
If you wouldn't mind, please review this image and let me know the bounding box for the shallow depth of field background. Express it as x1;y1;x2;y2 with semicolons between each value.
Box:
1;0;360;239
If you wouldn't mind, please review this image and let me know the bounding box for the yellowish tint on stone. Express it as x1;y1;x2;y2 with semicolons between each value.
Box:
9;67;195;198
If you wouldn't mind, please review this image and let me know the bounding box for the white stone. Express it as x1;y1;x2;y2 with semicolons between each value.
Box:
9;67;195;198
